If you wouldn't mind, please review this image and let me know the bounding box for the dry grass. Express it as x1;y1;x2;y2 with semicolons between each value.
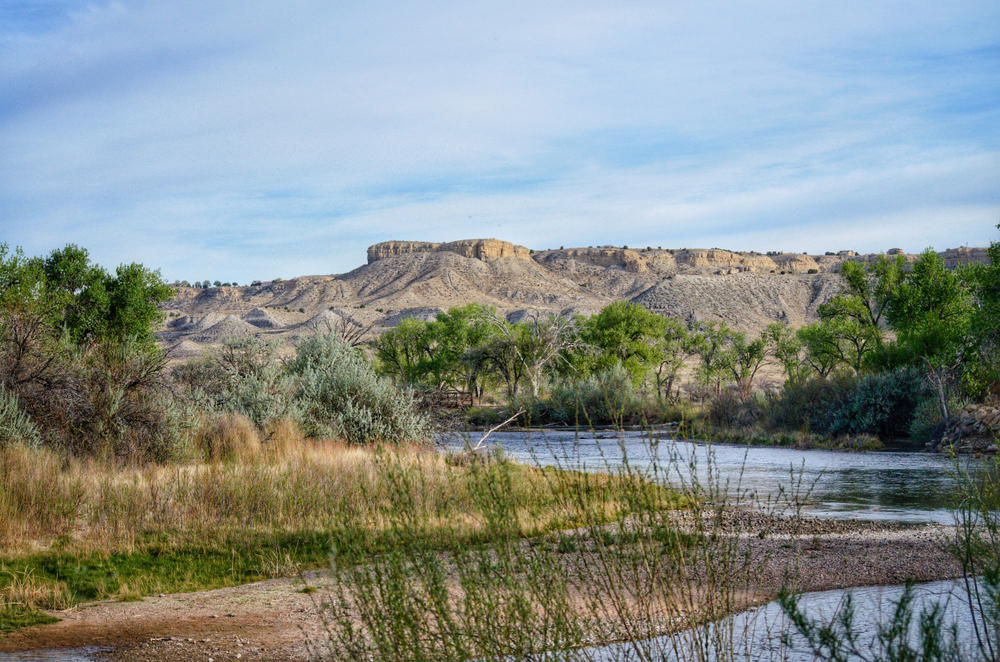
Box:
0;568;72;611
0;416;666;558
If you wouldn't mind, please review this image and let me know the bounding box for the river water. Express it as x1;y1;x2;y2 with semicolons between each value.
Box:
442;428;981;523
584;579;991;662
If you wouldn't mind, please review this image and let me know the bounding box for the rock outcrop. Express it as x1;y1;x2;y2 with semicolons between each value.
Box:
368;239;531;264
937;404;1000;455
158;240;991;357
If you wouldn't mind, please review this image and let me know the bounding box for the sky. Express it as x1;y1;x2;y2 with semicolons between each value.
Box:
1;1;998;284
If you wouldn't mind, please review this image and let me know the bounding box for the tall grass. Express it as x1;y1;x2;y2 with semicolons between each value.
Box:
310;432;793;661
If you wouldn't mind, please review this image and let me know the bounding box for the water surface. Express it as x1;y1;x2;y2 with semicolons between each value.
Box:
443;429;980;524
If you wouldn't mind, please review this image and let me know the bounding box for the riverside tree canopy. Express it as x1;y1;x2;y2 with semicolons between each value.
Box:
0;243;172;348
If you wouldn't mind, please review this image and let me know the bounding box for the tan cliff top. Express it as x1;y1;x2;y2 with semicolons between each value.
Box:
159;240;989;359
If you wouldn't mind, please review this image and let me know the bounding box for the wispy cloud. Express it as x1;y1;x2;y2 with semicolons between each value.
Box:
1;0;997;283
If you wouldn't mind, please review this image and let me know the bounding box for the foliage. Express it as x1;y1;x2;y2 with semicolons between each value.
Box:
289;333;429;444
810;257;902;373
884;249;973;365
547;365;641;427
653;317;694;402
690;321;734;396
826;366;926;439
764;373;857;434
0;388;40;449
580;300;668;387
962;225;1000;396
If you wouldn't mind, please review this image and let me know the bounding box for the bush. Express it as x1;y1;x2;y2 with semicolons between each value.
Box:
709;390;765;428
0;389;40;449
173;334;297;430
765;373;856;434
827;366;925;439
288;333;428;444
547;365;640;426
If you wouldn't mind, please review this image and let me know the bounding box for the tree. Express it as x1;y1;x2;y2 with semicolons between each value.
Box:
581;301;667;388
884;249;972;366
690;322;733;397
959;226;1000;396
469;308;585;399
766;323;809;384
373;318;437;385
213;280;221;287
725;329;772;396
814;256;904;371
430;303;498;395
797;320;857;377
653;318;694;402
1;244;171;348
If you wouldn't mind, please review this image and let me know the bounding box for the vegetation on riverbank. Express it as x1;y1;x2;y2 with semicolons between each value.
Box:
0;435;683;633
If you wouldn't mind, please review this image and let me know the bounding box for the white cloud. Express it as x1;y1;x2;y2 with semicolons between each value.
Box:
1;0;997;282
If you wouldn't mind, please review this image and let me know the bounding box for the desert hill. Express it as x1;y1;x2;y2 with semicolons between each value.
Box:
157;240;989;358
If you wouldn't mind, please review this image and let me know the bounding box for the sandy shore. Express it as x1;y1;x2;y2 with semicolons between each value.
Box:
0;517;964;661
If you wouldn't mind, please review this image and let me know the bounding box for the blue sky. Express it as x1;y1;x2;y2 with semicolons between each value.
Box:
2;0;998;284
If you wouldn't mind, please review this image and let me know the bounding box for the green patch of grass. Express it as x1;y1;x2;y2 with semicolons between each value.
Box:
1;532;336;606
0;604;59;633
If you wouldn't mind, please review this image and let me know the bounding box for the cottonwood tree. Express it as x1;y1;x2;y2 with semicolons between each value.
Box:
690;321;733;398
653;318;694;402
470;309;586;399
581;300;668;388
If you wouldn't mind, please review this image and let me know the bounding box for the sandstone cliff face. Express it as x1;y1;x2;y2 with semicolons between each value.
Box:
533;247;657;273
940;247;989;269
676;249;780;273
159;240;991;359
367;239;530;264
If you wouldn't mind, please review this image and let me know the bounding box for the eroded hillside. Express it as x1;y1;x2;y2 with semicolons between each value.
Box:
157;240;988;359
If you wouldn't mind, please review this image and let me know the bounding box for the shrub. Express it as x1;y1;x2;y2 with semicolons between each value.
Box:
173;333;297;430
547;365;640;426
0;389;40;448
827;366;925;439
765;373;856;434
709;390;765;428
288;333;429;444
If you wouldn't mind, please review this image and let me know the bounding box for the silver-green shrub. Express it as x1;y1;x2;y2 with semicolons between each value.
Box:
288;333;428;444
175;333;298;429
0;387;41;448
547;364;640;426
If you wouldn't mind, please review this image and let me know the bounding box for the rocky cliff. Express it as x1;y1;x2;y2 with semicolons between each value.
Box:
159;240;990;359
368;239;531;264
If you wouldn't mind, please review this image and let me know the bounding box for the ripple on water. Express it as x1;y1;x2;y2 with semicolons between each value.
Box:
0;649;109;662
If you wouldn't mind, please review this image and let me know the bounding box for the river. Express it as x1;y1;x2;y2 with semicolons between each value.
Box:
442;428;981;523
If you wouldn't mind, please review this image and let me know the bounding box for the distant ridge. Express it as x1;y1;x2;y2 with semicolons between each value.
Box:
158;240;990;358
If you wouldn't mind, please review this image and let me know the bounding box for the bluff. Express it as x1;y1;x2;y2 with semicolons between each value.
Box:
158;240;989;359
368;239;531;264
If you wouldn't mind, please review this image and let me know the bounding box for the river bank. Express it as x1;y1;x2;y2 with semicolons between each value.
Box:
0;516;962;661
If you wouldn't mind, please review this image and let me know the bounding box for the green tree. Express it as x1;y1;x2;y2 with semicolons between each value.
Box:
430;304;499;395
797;320;860;377
725;329;772;396
653;318;694;402
690;321;733;397
814;256;904;371
766;323;809;384
960;226;1000;396
582;301;667;388
883;249;972;366
373;318;437;386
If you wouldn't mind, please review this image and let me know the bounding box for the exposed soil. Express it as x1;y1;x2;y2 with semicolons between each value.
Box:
0;517;964;661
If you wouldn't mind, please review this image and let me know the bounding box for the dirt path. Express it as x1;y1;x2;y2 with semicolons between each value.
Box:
0;522;964;661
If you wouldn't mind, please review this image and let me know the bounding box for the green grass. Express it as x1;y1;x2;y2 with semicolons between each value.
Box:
0;604;59;633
